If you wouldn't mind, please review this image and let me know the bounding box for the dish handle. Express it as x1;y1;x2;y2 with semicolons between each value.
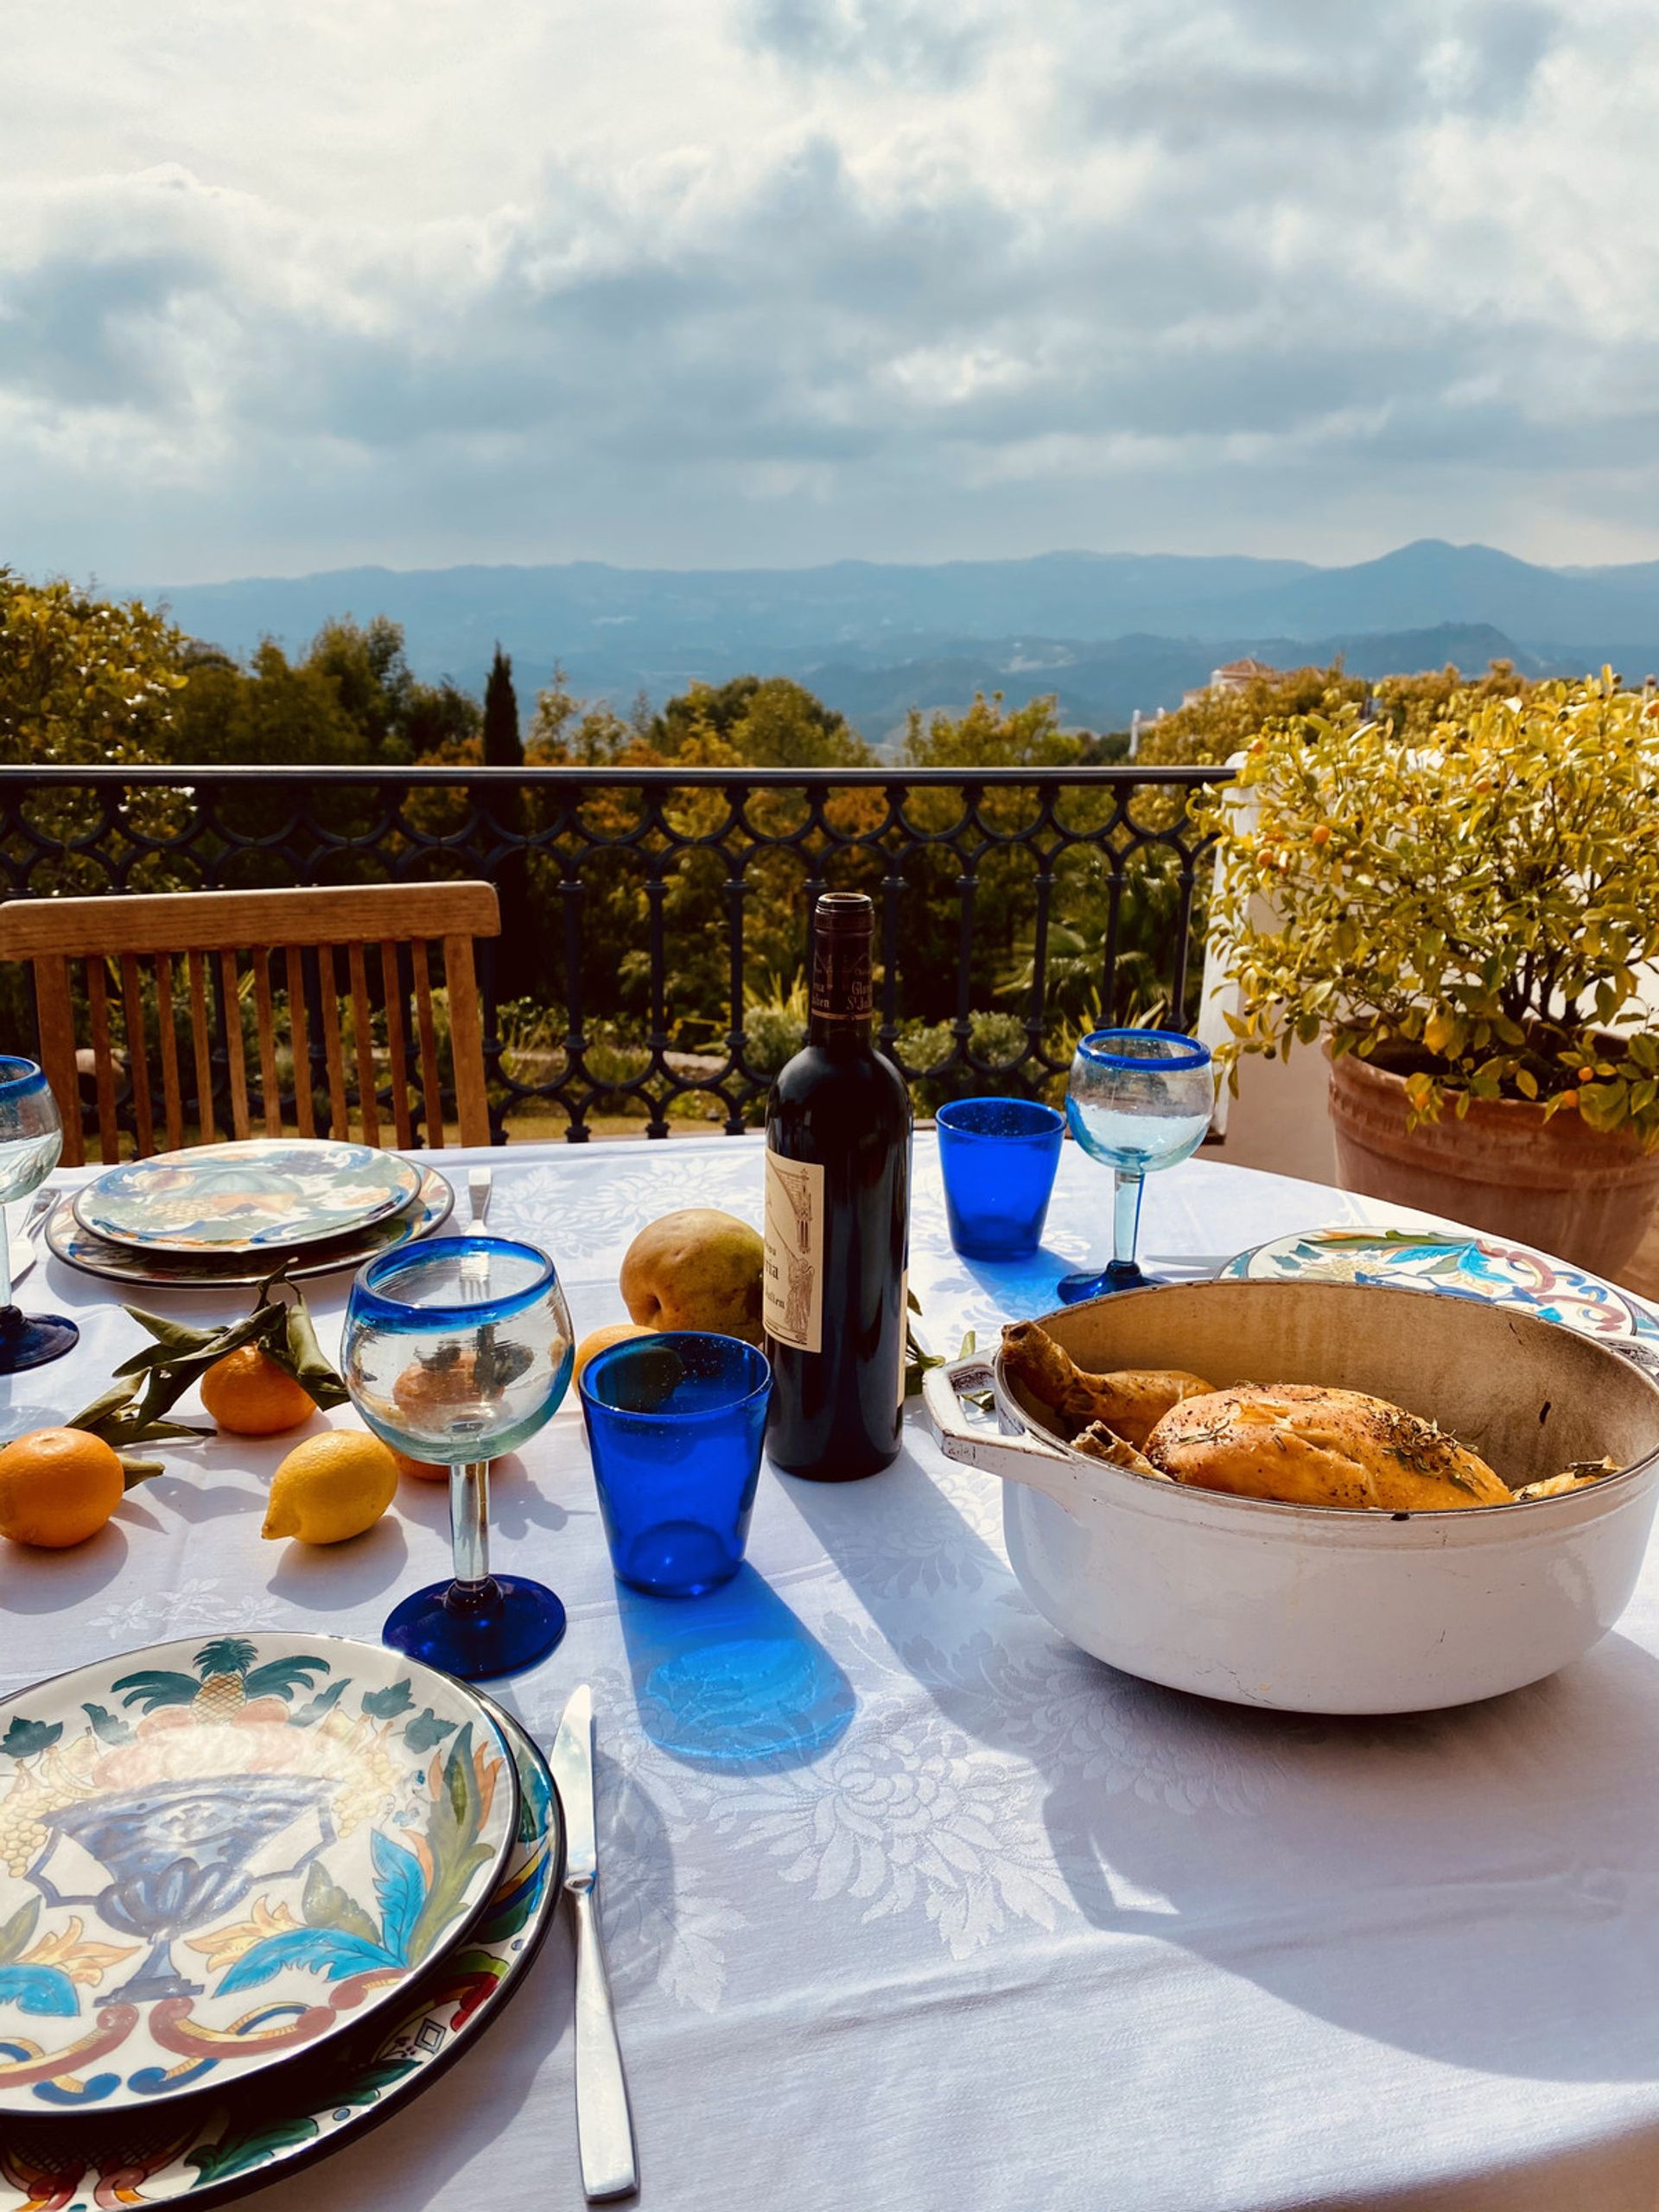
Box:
921;1355;1104;1518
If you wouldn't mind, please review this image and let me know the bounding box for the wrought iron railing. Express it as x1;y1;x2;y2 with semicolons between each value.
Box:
0;762;1233;1141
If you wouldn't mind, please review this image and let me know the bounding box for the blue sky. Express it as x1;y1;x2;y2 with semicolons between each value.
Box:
3;0;1655;583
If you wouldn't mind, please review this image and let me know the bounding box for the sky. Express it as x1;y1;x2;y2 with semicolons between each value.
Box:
3;0;1657;585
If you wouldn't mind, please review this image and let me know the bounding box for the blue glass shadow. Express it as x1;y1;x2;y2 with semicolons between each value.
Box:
617;1564;854;1772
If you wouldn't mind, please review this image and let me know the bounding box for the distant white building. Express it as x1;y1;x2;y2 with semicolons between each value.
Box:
1179;656;1281;710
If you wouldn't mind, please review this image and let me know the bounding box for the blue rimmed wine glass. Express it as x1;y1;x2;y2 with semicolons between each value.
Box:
1057;1029;1214;1302
0;1056;77;1373
343;1235;575;1680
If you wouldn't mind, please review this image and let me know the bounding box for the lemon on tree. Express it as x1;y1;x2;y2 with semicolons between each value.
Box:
263;1429;399;1545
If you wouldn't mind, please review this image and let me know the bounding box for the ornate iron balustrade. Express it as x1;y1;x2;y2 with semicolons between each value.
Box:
0;762;1234;1141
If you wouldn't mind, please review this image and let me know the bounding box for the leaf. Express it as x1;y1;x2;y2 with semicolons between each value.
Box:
407;1724;495;1966
404;1707;457;1752
0;1962;78;2016
186;2117;322;2187
0;1716;62;1758
217;1926;401;1994
111;1668;202;1714
0;1897;40;1967
80;1702;133;1745
242;1655;332;1704
301;1861;380;1948
289;1677;351;1726
360;1678;416;1720
370;1830;427;1961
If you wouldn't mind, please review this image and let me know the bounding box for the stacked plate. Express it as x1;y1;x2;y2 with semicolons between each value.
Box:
48;1137;454;1288
0;1631;561;2209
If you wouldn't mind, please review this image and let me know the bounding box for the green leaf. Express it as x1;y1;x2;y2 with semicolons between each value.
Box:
0;1716;61;1758
0;1896;40;1966
302;1859;382;1948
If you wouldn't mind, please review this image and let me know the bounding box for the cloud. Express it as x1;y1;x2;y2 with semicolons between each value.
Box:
0;0;1656;582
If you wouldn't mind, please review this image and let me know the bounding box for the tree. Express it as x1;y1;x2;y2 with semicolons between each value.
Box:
653;676;872;767
0;572;187;764
482;645;521;766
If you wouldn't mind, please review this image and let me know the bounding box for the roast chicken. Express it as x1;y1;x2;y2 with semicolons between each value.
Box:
1143;1382;1511;1511
999;1321;1212;1450
999;1322;1612;1510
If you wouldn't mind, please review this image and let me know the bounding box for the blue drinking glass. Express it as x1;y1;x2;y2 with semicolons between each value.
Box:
1058;1029;1214;1302
581;1332;772;1599
936;1096;1065;1259
343;1236;575;1680
0;1058;77;1374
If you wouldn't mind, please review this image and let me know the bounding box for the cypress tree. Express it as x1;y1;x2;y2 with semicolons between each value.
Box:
482;645;521;766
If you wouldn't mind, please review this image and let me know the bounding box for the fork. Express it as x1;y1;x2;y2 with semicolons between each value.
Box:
467;1165;493;1230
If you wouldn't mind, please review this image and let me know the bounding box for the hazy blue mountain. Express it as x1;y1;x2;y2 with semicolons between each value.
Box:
129;540;1659;732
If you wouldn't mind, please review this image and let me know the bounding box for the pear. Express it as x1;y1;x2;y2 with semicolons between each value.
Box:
620;1209;765;1345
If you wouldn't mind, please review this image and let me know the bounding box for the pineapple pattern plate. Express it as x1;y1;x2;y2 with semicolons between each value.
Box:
0;1702;560;2212
0;1633;517;2114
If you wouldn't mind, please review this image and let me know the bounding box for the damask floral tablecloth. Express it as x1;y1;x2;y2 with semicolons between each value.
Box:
6;1137;1659;2212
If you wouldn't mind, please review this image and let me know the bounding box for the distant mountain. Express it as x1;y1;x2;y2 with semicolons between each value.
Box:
805;626;1553;745
127;541;1659;732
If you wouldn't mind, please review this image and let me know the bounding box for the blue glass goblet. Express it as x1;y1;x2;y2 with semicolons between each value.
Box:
1057;1029;1214;1302
344;1236;574;1680
0;1057;77;1373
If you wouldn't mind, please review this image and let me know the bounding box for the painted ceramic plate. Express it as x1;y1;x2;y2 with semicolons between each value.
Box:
0;1704;559;2212
1222;1228;1657;1342
0;1633;517;2115
75;1141;424;1257
48;1169;454;1289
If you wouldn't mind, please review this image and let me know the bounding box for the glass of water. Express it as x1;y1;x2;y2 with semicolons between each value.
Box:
1057;1029;1214;1303
344;1235;575;1680
0;1058;77;1373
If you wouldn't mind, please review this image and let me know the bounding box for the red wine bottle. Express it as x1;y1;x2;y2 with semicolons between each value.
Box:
763;892;911;1480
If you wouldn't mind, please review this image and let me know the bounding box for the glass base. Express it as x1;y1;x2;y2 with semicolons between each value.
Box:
0;1308;79;1374
383;1573;566;1681
1057;1261;1154;1303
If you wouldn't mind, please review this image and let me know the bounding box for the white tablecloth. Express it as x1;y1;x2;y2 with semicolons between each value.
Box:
3;1139;1658;2212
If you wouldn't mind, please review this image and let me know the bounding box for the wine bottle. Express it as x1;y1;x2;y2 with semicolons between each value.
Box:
763;892;911;1481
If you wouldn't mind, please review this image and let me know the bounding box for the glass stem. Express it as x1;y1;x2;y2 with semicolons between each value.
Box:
1112;1170;1145;1272
0;1203;12;1311
450;1459;492;1590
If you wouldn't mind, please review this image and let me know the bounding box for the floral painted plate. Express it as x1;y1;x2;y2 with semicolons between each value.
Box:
0;1633;517;2114
48;1168;454;1290
75;1141;424;1257
0;1703;558;2212
1222;1228;1658;1341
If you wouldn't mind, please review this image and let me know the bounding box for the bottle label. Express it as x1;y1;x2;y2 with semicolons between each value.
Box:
764;1150;825;1353
810;934;873;1024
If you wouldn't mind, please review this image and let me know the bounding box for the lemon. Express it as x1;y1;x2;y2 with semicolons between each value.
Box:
263;1429;398;1545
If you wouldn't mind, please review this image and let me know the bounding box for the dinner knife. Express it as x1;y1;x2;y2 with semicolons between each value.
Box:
550;1683;638;2201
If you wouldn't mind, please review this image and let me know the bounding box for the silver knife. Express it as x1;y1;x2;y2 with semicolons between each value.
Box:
550;1684;638;2201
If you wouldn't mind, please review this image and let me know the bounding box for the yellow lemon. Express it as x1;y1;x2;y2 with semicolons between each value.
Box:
263;1429;398;1545
573;1321;655;1385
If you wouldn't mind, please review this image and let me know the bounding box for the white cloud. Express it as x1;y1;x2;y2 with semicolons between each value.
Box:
1;0;1656;581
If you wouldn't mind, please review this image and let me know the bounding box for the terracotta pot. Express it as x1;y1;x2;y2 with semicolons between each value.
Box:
1328;1048;1659;1278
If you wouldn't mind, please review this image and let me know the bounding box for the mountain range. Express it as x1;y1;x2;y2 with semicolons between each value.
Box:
132;539;1659;740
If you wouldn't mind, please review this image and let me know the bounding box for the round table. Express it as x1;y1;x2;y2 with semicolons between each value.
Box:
3;1140;1656;2212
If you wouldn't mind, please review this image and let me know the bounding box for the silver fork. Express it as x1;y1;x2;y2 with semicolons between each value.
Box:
467;1165;493;1230
8;1185;61;1288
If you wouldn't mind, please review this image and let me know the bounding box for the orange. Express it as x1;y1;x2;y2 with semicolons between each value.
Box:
392;1350;480;1420
573;1322;654;1384
0;1428;125;1548
392;1448;452;1483
200;1346;316;1436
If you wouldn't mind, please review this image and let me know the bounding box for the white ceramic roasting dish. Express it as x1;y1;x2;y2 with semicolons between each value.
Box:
924;1279;1659;1715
